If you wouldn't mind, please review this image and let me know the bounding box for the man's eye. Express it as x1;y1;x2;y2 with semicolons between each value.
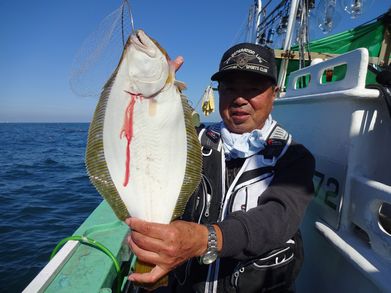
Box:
250;87;267;93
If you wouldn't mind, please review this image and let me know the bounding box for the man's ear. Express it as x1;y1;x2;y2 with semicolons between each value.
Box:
272;86;279;101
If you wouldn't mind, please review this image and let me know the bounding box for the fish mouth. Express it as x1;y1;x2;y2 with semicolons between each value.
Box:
131;30;156;57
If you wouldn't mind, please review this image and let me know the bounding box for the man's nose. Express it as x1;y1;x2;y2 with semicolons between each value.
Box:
232;95;248;106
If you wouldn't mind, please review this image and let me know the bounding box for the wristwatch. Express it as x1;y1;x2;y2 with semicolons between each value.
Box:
199;224;218;265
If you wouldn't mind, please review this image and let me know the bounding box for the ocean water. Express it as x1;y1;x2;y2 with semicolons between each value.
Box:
0;123;102;292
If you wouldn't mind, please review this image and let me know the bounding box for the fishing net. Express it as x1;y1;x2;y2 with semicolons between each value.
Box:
69;1;134;97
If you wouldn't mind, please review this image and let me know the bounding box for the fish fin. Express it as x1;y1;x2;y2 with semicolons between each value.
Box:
85;66;130;221
171;94;202;220
174;80;187;91
133;260;169;289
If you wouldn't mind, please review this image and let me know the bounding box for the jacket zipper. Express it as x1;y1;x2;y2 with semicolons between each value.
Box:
205;192;211;218
231;264;245;288
227;173;274;214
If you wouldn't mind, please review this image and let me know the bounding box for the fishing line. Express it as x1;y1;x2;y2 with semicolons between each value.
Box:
231;15;250;44
70;1;135;97
126;0;135;33
121;2;126;47
121;0;135;47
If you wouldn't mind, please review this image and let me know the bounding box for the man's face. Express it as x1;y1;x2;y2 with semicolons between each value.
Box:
218;72;277;134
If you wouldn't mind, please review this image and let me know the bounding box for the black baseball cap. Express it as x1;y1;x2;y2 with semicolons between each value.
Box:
211;43;277;84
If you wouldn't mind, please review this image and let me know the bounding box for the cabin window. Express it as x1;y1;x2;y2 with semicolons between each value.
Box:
320;64;347;84
294;74;311;89
353;224;371;247
378;202;391;236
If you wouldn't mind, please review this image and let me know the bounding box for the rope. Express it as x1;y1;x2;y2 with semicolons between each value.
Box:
50;235;121;273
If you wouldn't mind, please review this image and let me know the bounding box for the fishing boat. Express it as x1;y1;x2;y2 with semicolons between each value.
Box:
24;0;391;292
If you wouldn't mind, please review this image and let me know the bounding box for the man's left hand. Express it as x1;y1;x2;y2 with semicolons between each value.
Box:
126;218;208;284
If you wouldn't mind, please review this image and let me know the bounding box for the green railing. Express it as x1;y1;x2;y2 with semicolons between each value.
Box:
45;200;130;293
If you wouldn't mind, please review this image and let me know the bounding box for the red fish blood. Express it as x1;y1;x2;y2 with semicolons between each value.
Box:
120;92;143;187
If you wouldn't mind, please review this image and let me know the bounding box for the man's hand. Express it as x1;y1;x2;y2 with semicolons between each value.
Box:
126;218;209;284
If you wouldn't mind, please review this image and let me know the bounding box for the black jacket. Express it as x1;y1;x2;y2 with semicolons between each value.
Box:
170;127;315;293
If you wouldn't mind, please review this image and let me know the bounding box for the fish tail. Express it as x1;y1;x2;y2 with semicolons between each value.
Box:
133;260;169;289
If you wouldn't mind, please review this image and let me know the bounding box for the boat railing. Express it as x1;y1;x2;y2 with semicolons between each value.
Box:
23;201;130;293
282;48;379;99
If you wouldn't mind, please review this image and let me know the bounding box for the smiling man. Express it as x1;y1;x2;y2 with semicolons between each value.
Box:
126;43;315;292
218;72;276;134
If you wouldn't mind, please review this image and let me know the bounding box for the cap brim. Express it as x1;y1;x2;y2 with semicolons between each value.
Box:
211;71;228;81
211;69;276;84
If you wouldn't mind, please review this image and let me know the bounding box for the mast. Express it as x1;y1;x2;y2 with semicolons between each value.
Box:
254;0;262;44
277;0;300;91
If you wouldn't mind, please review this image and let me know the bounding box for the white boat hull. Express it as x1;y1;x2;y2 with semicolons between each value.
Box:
273;49;391;292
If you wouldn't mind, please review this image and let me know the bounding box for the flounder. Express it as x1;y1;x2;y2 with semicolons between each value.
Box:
85;30;202;225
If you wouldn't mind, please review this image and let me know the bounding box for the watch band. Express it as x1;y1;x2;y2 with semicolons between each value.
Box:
200;224;218;265
206;224;218;251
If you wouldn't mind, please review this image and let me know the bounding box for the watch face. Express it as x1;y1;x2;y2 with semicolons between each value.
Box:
202;250;218;265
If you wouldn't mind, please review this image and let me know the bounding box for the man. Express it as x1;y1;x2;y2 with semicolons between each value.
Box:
126;43;315;292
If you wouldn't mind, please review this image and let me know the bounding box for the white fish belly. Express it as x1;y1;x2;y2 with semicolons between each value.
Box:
103;79;186;224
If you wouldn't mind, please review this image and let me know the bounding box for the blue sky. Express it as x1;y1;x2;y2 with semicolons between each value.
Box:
0;0;390;123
